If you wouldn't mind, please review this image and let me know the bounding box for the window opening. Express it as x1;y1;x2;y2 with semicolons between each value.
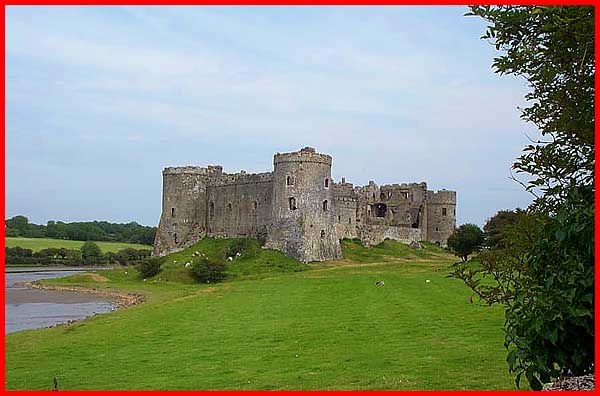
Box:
289;197;297;210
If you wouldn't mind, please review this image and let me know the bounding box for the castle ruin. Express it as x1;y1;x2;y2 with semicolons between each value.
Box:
153;147;456;262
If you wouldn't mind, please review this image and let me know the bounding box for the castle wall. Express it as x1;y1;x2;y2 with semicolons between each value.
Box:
206;172;273;239
358;225;422;246
333;180;358;239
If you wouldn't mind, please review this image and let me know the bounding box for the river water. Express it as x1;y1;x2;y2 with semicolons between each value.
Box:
5;268;117;334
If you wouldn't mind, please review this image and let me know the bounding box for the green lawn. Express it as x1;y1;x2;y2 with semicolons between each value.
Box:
5;237;152;253
5;239;517;390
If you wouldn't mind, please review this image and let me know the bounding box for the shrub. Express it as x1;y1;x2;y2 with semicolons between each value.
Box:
189;256;227;283
137;256;162;278
226;238;258;258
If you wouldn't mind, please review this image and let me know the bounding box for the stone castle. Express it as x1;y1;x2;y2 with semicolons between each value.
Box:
153;147;456;262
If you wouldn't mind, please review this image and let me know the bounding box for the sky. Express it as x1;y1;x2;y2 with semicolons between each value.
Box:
6;6;539;227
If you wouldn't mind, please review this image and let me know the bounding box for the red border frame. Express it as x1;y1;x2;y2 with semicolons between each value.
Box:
1;2;597;395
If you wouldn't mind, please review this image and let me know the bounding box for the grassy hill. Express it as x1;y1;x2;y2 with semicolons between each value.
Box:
5;237;152;253
5;238;517;390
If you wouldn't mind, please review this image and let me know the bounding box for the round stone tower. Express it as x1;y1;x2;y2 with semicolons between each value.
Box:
153;166;218;256
425;189;457;246
265;147;341;262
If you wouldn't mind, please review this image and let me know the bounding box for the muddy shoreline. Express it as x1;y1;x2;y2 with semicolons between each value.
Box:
23;281;146;310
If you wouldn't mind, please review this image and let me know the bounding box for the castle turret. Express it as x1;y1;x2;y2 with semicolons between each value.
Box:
153;166;222;256
425;189;456;246
265;147;341;262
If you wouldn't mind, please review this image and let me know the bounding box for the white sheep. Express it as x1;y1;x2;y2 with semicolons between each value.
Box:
227;256;233;261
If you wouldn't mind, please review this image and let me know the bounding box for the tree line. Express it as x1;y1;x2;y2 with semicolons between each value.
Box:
5;215;156;246
6;242;151;267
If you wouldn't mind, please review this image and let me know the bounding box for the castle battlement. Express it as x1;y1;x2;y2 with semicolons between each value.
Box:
154;148;457;262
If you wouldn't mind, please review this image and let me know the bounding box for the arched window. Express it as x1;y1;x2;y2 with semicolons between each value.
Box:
324;178;329;188
322;200;328;212
209;202;214;219
253;201;258;210
289;197;297;210
286;175;294;186
320;230;326;238
171;207;176;217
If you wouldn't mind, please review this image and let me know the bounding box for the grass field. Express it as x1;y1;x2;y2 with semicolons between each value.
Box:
5;239;517;390
5;237;152;253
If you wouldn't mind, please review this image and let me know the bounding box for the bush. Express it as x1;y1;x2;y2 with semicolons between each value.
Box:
137;256;162;278
225;239;258;259
189;256;227;283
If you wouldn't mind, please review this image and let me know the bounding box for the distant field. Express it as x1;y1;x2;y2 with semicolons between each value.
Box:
5;237;152;253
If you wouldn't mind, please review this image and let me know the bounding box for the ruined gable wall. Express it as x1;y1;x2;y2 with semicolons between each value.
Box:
206;171;273;239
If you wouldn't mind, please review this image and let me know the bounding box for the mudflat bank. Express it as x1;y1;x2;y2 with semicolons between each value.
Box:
23;281;146;309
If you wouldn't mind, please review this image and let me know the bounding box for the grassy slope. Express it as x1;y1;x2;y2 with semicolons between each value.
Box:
5;237;152;253
5;239;516;390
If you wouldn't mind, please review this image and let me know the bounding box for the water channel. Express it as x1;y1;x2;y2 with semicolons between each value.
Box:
5;268;116;334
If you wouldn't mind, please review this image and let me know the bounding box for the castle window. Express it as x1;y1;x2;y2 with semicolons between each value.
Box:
348;218;352;224
289;197;297;211
453;208;456;215
402;192;409;199
286;175;294;186
320;230;325;238
380;192;385;200
375;203;387;218
209;202;214;219
174;233;178;243
435;227;439;232
388;191;392;198
253;201;258;210
171;207;176;217
442;208;447;216
322;200;328;212
338;215;341;221
228;202;233;211
372;193;375;199
324;178;329;188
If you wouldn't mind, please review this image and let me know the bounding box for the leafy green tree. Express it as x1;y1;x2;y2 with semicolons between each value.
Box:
483;209;520;248
451;5;594;389
6;215;29;236
80;241;103;265
446;224;484;261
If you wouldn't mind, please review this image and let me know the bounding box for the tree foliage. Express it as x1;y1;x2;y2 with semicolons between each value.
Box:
450;5;595;390
80;241;102;264
447;224;484;261
5;216;157;245
483;209;520;248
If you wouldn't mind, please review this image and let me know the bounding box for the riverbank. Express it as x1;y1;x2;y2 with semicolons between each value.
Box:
23;281;145;309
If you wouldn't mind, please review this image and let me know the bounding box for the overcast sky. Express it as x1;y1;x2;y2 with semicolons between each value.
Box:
6;6;538;227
